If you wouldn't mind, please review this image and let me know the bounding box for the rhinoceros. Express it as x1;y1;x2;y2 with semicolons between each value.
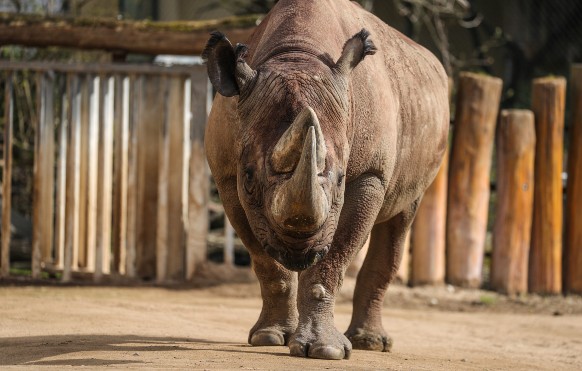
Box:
203;0;449;360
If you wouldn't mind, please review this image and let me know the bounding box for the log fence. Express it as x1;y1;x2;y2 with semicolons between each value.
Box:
0;60;581;295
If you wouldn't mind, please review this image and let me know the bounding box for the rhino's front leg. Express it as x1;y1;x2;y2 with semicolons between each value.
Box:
248;253;298;346
219;180;298;346
288;175;386;360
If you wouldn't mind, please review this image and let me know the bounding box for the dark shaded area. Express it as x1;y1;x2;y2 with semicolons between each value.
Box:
0;334;231;366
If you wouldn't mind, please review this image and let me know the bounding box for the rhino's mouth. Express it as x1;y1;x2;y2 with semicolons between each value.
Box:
265;244;329;271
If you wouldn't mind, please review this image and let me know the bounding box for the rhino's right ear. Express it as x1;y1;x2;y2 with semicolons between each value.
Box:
334;29;377;75
202;31;256;97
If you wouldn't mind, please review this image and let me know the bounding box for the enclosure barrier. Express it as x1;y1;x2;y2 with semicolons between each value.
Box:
446;72;503;288
529;77;566;295
0;61;211;283
491;110;535;295
1;62;582;294
565;66;582;295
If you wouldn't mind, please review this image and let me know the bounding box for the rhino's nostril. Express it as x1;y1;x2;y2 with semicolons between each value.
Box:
283;215;318;232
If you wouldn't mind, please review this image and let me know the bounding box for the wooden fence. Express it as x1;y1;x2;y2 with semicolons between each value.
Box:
400;68;582;295
0;62;581;295
0;61;211;283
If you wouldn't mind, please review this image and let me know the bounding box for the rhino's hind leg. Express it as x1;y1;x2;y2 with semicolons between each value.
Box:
345;200;419;352
248;255;298;346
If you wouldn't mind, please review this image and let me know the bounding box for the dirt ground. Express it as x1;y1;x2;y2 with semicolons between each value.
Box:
1;267;582;370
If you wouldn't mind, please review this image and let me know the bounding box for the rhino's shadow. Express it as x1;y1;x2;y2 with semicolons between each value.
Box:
0;334;233;367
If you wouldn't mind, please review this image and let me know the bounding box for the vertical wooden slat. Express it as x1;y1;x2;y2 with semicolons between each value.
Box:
447;72;502;288
492;110;535;295
32;72;56;278
94;75;114;281
125;75;140;278
156;76;170;283
136;75;162;279
411;148;448;286
164;76;187;281
85;75;100;271
1;73;14;278
54;75;68;269
396;231;411;284
224;217;234;266
112;76;129;275
529;77;566;294
63;74;82;282
77;75;90;269
566;66;582;294
410;77;453;287
186;70;210;280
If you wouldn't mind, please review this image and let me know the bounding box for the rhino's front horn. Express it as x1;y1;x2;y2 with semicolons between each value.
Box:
271;126;329;234
271;107;326;174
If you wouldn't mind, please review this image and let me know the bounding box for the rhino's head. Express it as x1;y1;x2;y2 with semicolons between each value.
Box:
203;30;376;271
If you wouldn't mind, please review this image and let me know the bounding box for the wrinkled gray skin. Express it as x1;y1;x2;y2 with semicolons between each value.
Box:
203;0;448;360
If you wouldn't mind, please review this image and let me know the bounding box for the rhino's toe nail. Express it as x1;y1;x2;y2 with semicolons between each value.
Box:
344;346;352;360
289;342;308;357
250;330;284;346
309;345;344;360
382;336;393;352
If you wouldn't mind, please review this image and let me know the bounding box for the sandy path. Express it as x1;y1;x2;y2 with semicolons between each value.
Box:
1;283;581;370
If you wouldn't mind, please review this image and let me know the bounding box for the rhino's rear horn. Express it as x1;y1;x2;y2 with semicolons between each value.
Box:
271;107;327;173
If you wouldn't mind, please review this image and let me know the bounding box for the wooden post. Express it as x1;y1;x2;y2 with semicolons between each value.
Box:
63;74;82;282
32;72;56;278
411;148;448;286
1;73;14;278
54;75;69;270
135;75;162;279
84;75;99;271
529;77;566;295
94;75;114;281
565;66;582;294
125;75;140;278
112;76;129;275
447;72;502;288
491;110;535;294
156;75;189;282
410;77;453;286
224;217;235;266
396;231;411;284
186;70;210;280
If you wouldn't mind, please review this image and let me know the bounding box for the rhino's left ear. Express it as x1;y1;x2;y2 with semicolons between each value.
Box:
334;29;377;75
202;31;256;97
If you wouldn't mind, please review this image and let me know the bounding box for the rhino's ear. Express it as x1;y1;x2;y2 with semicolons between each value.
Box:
202;31;256;97
334;29;377;75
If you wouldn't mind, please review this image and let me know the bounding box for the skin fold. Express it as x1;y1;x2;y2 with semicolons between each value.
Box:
203;0;449;360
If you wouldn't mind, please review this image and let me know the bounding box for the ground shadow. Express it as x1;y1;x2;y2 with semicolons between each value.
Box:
0;334;234;367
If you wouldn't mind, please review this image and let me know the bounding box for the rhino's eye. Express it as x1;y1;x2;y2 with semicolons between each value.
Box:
243;167;255;193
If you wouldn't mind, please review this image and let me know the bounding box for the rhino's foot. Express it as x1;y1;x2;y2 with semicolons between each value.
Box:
289;325;352;360
345;327;393;352
250;326;297;346
248;320;296;346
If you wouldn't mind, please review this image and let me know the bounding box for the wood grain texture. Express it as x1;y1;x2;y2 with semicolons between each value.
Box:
492;110;535;294
1;74;13;277
566;66;582;294
0;12;257;56
186;73;210;280
529;76;566;295
447;72;502;288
